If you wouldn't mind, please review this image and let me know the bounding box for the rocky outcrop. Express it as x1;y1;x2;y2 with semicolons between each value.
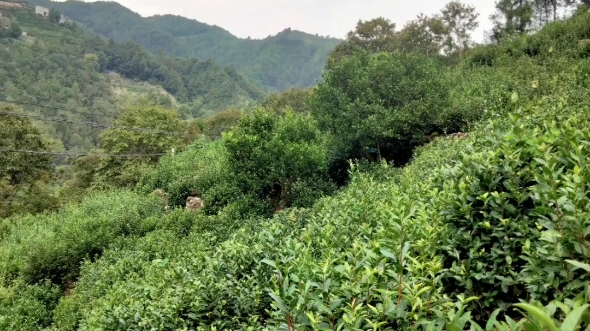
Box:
186;196;204;211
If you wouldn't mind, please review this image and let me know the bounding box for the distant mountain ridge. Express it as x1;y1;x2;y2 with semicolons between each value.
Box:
28;0;343;92
0;8;263;153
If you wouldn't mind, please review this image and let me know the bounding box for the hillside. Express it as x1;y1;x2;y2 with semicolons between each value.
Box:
0;8;263;153
2;2;590;331
27;0;342;92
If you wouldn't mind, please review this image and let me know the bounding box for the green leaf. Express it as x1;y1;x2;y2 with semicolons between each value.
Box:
261;259;277;269
486;309;502;331
380;248;397;261
513;303;559;331
560;304;589;331
401;241;411;262
447;323;462;331
268;292;287;311
565;260;590;272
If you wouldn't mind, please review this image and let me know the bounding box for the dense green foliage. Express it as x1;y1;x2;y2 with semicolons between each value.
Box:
259;87;314;114
0;21;22;39
2;3;590;331
312;51;452;167
27;0;341;92
224;109;335;213
0;191;164;287
139;109;336;217
138;139;236;214
0;109;57;218
68;103;184;190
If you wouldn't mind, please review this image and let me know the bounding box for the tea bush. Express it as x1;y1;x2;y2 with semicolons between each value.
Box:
437;110;590;320
0;191;164;288
137;139;237;211
0;281;62;331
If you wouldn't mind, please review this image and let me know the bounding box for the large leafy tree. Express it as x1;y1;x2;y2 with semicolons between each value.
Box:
489;0;535;42
327;1;480;66
440;1;480;56
223;108;331;211
70;102;183;189
0;109;56;218
311;51;451;167
326;17;397;69
395;14;448;56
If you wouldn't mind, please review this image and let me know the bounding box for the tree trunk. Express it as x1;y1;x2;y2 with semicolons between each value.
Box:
274;179;294;213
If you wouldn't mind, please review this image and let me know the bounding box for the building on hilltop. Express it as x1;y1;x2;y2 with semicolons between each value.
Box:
35;5;48;16
0;0;28;9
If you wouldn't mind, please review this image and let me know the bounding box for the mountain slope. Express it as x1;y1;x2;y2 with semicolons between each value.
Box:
28;0;342;92
0;8;262;153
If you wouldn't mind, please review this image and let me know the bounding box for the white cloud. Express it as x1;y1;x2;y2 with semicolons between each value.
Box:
83;0;497;41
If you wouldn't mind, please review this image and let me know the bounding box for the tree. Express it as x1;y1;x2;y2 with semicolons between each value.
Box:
326;17;397;69
70;101;183;189
532;0;577;26
396;14;448;56
327;2;480;65
489;0;535;42
441;1;480;56
49;8;61;24
223;108;331;212
1;22;23;39
259;87;314;114
311;51;451;168
0;109;57;218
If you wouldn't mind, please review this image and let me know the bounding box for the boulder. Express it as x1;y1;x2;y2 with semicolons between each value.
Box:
186;196;204;211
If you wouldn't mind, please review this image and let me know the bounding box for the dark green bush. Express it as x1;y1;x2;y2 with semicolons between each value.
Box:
311;50;452;167
0;281;62;331
224;108;334;213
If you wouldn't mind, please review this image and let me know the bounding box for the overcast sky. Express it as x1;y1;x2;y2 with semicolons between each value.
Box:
81;0;498;41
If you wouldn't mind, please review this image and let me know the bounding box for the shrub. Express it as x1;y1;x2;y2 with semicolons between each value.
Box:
137;139;235;210
224;108;334;212
0;191;164;288
310;50;451;167
0;281;62;331
438;111;590;321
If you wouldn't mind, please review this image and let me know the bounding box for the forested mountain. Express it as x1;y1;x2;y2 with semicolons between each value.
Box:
27;0;342;92
0;8;262;153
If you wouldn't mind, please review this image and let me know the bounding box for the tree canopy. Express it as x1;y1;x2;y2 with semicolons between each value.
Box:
313;50;451;166
223;108;333;212
0;109;57;218
69;102;183;189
